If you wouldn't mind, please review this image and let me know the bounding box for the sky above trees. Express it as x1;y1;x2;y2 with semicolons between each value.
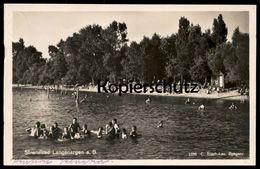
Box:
13;11;249;58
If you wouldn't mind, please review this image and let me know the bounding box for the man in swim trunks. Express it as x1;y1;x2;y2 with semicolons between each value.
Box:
69;118;81;138
105;122;116;139
51;122;62;139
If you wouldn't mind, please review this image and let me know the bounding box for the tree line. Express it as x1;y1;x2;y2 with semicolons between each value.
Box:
13;14;249;87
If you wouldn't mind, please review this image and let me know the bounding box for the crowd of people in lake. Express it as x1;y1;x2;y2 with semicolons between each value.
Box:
27;87;239;142
26;118;140;141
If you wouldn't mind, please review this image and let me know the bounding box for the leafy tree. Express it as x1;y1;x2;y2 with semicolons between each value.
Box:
212;14;228;46
175;17;190;82
160;34;177;82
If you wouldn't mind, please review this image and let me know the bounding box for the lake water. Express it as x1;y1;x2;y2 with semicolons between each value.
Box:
13;87;249;159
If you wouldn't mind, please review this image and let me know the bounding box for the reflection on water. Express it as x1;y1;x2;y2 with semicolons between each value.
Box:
13;88;249;159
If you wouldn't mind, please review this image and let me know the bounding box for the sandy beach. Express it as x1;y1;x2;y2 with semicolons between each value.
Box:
12;84;249;101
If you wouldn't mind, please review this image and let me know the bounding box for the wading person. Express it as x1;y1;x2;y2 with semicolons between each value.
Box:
91;127;104;139
26;121;41;138
105;122;116;139
62;127;71;139
49;122;62;139
112;119;120;135
69;118;81;139
121;128;127;139
39;124;49;139
81;124;91;138
130;125;138;138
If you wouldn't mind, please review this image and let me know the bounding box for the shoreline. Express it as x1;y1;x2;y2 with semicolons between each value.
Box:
12;84;249;101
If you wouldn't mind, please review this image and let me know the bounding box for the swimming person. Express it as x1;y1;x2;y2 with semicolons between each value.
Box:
81;124;90;137
91;127;104;139
51;122;62;139
112;119;120;135
229;103;237;110
198;104;205;111
145;97;151;104
185;98;191;104
80;95;88;103
121;128;127;139
69;118;81;139
130;125;138;138
105;122;116;139
39;124;49;139
62;127;71;139
157;120;163;128
26;121;41;138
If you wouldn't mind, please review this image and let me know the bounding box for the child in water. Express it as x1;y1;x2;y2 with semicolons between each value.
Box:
130;125;137;138
91;127;104;139
26;121;41;138
62;127;71;139
81;124;90;138
121;128;127;139
39;124;49;139
105;122;116;139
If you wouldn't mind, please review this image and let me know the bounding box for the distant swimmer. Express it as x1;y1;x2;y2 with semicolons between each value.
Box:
121;128;127;139
91;127;104;139
129;125;138;138
145;97;151;104
198;104;205;111
229;103;237;110
185;98;191;104
80;94;88;103
157;120;163;128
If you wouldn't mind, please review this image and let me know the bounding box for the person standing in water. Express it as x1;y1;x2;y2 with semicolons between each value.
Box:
130;125;138;138
75;87;80;113
121;128;127;139
112;119;120;135
26;121;41;138
105;122;116;139
91;127;104;139
69;118;81;139
47;87;50;99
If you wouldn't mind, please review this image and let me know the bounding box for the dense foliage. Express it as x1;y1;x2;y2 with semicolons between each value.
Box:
13;15;249;87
